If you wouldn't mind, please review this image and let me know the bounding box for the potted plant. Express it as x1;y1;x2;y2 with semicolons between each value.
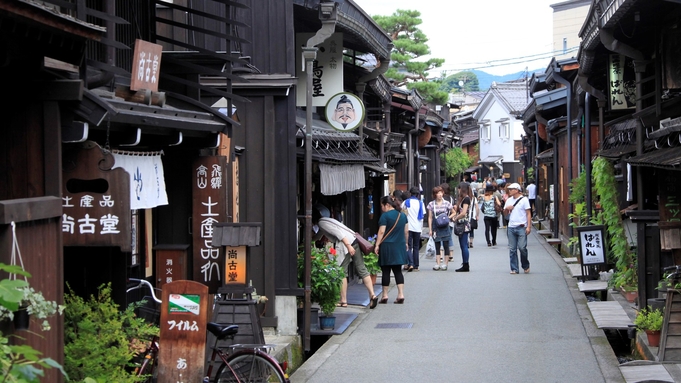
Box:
0;268;63;332
363;251;380;286
297;244;344;330
611;266;638;303
634;306;664;347
0;263;67;381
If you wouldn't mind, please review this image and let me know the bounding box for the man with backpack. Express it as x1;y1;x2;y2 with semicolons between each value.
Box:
504;183;532;274
402;186;424;271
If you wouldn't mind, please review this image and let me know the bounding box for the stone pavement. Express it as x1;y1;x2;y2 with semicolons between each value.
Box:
290;226;626;383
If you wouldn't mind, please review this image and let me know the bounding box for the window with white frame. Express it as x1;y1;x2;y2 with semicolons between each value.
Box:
479;120;491;141
496;118;510;140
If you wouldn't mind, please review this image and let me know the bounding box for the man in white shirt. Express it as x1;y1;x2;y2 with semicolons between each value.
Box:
401;186;424;271
503;183;532;274
526;179;537;218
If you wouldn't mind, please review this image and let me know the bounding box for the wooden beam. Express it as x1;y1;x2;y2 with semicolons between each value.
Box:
0;197;62;224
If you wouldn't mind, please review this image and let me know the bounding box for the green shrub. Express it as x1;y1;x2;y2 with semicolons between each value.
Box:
64;283;158;383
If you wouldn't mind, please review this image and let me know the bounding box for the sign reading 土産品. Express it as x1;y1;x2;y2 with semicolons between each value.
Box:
192;156;227;293
131;39;162;92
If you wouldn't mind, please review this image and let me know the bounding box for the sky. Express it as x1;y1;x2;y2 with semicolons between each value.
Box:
353;0;558;77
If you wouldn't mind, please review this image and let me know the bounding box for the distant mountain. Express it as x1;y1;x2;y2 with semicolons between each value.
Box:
472;69;543;91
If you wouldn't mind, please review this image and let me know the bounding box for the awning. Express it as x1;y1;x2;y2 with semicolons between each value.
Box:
365;164;395;174
625;147;681;170
537;148;554;163
479;155;503;164
464;165;480;173
295;116;380;164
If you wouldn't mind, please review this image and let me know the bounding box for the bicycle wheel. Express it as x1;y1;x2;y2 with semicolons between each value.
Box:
214;352;286;383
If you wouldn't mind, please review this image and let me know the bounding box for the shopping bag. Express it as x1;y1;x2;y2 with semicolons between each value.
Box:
425;236;436;256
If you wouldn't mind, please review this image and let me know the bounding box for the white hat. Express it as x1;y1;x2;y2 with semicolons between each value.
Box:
507;183;522;191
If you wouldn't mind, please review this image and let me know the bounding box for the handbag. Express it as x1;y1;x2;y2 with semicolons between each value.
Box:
494;196;503;214
435;212;450;229
454;219;470;236
354;233;374;255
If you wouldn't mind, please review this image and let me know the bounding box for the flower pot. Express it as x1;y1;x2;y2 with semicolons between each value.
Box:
621;288;638;303
12;308;29;331
646;330;661;347
319;315;336;330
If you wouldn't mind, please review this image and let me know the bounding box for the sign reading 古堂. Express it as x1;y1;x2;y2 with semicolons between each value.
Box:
131;39;162;92
62;143;131;251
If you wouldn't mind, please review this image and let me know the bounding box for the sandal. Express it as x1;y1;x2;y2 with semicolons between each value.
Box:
369;295;379;309
394;298;405;304
379;297;389;304
336;302;348;308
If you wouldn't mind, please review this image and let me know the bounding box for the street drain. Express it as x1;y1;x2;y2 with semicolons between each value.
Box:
375;323;413;329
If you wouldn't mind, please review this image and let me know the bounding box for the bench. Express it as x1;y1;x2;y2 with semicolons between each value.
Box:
587;301;633;330
537;229;553;237
578;280;608;293
562;257;578;263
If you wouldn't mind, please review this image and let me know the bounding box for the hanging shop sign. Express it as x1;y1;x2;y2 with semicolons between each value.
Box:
192;156;228;293
62;142;131;251
608;54;635;110
324;92;365;132
131;39;163;92
295;32;343;107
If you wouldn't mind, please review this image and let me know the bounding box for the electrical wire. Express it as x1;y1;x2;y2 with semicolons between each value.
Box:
440;47;579;74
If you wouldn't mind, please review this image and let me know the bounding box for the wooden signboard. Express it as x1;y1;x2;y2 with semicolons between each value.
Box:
62;142;131;251
192;156;228;293
158;280;208;383
224;246;247;286
155;245;189;289
130;39;162;92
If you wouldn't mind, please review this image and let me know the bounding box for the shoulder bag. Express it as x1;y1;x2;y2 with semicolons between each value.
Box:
468;197;478;230
374;212;401;250
354;233;375;255
503;197;524;221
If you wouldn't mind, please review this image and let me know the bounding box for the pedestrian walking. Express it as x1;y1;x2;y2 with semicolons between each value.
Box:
465;183;480;248
401;186;424;272
452;182;472;272
440;182;456;259
527;179;537;218
313;206;379;308
427;186;455;271
375;196;409;304
503;183;532;274
481;184;501;247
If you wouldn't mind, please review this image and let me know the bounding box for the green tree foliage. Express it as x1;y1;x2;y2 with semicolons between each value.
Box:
64;284;159;383
441;148;473;181
372;9;448;106
441;71;480;93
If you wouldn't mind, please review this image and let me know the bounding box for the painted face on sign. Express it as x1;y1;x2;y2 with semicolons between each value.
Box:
332;96;356;128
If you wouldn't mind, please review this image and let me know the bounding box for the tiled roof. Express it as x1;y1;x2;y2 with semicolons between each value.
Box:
489;81;532;115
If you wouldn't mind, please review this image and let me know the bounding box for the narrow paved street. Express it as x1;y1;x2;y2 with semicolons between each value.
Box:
292;228;623;383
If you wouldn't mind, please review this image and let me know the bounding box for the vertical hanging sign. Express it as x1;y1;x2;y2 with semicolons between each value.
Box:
192;156;227;293
295;33;344;107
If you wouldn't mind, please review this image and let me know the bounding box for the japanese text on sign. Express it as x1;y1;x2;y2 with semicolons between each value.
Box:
62;195;120;235
579;227;606;265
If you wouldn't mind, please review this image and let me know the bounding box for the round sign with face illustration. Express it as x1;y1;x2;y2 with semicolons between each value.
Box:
324;92;365;132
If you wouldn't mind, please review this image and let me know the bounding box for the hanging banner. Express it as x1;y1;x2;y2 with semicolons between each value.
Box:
112;151;169;209
295;33;344;107
324;92;365;132
192;156;228;293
